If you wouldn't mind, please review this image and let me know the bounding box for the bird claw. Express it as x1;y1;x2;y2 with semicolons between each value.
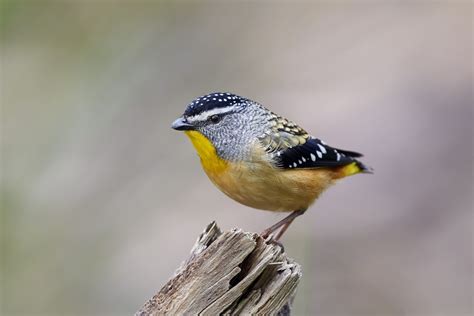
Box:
260;228;272;240
261;233;285;252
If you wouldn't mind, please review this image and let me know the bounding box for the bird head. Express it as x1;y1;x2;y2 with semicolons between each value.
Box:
172;92;269;161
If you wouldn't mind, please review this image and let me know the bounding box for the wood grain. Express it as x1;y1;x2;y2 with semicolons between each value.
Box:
135;222;302;315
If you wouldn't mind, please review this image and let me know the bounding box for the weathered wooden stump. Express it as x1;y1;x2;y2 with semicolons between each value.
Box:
135;222;302;315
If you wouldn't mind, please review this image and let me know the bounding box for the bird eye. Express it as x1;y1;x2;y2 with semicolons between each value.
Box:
209;115;221;124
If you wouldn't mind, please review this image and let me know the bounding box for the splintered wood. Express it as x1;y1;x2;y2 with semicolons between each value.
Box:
135;222;302;315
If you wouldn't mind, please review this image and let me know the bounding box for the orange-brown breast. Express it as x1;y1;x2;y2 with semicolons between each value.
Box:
205;160;342;212
185;130;345;212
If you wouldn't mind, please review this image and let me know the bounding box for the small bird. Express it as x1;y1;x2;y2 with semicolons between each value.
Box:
172;93;371;240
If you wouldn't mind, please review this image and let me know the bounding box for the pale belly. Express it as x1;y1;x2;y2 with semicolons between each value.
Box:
204;161;338;212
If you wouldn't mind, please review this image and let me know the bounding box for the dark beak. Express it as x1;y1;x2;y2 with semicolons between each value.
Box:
171;117;194;131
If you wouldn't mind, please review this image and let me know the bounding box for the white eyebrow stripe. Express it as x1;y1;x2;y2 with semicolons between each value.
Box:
187;105;236;122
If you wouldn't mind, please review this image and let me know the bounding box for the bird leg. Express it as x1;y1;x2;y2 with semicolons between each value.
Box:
260;209;306;241
274;218;296;241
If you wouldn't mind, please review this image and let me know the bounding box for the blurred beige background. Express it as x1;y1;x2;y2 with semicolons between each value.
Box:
1;1;472;316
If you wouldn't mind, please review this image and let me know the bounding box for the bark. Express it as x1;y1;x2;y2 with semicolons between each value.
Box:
135;222;302;315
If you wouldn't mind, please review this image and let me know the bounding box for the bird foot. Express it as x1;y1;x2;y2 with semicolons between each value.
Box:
260;233;285;252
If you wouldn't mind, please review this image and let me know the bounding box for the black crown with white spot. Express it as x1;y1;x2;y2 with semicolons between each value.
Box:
184;92;248;117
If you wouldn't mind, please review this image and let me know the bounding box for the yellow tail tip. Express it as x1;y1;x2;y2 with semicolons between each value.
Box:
341;161;373;177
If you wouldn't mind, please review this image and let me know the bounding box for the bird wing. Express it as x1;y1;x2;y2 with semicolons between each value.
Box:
273;137;362;169
258;113;362;169
258;112;310;153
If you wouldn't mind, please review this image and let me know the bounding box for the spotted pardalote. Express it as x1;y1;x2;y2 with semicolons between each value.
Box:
172;92;371;240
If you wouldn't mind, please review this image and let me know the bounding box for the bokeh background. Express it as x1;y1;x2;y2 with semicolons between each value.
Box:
1;1;472;316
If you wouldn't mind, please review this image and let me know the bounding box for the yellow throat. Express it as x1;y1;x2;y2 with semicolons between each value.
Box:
185;131;228;175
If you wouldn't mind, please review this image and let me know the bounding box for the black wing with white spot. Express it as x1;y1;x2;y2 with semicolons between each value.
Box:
257;111;367;170
273;137;361;169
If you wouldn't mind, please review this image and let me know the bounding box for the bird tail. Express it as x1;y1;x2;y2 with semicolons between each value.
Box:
340;160;373;177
